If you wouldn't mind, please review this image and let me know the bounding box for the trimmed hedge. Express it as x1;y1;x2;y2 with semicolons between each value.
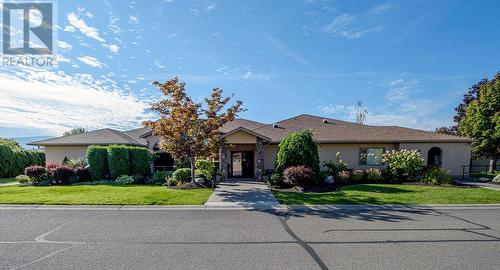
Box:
129;147;154;176
107;145;130;178
0;141;45;178
87;146;109;180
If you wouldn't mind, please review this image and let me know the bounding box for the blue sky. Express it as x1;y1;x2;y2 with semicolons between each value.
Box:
1;0;499;137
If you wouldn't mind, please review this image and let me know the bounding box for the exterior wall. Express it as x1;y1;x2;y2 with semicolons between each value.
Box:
263;143;398;171
224;131;257;144
44;146;88;163
399;142;471;176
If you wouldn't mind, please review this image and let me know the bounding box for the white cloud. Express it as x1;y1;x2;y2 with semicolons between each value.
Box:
104;43;120;53
206;3;217;12
67;12;105;43
64;25;76;32
0;70;153;136
57;40;72;50
369;3;392;15
128;15;139;25
242;69;270;80
153;59;165;69
264;34;309;66
324;13;383;39
77;56;107;69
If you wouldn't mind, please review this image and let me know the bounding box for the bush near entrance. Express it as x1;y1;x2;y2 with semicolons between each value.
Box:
274;130;320;179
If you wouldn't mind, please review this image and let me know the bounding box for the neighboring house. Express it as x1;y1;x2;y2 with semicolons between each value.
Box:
28;127;174;171
29;114;472;180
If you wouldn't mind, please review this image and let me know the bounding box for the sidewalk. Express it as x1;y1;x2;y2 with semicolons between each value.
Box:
204;180;280;209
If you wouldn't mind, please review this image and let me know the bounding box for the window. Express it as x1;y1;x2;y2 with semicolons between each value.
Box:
359;148;384;165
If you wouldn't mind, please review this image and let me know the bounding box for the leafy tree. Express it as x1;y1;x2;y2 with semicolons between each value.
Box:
63;127;86;137
144;77;244;181
435;77;489;135
459;73;500;172
274;130;320;178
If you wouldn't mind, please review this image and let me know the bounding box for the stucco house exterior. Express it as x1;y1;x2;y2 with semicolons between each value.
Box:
29;114;472;180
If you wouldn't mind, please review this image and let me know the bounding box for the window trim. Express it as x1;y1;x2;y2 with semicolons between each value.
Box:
359;147;385;166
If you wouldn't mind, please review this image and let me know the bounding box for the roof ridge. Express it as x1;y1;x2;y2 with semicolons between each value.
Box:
28;128;105;144
108;129;146;146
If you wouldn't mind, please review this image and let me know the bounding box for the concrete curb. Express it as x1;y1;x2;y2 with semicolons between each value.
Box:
1;204;500;211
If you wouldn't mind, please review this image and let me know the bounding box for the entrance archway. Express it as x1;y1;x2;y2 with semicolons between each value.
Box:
427;147;442;168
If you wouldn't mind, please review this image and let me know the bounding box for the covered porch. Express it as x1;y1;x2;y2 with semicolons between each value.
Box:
218;127;269;182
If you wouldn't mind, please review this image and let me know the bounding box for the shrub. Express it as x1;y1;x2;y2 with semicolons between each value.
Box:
421;168;452;185
74;166;92;182
323;152;348;176
0;144;14;177
45;161;60;172
336;170;351;185
108;145;130;178
64;158;87;168
150;171;169;185
269;171;282;185
114;175;134;185
365;168;383;182
15;175;31;184
282;165;314;186
195;169;207;179
195;159;216;181
172;168;191;182
166;178;178;186
87;145;109;180
382;149;424;182
274;130;320;177
130;147;154;176
24;166;47;185
351;169;364;183
51;165;76;184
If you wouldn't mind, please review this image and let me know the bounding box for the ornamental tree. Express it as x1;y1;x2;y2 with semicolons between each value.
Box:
459;73;500;172
144;77;244;181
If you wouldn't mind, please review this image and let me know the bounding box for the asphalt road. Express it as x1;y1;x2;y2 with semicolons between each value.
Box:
1;206;500;269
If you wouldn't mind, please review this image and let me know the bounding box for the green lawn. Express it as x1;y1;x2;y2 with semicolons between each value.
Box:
0;178;17;185
273;184;500;205
0;185;212;205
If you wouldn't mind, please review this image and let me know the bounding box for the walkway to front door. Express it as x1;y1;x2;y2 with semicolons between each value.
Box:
205;180;280;209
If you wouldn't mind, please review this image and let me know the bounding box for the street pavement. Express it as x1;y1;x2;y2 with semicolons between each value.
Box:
1;206;500;269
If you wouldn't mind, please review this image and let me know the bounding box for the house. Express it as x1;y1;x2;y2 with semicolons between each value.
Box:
29;114;472;180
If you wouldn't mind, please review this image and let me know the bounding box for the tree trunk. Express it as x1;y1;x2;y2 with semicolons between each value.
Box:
190;157;196;182
490;156;497;173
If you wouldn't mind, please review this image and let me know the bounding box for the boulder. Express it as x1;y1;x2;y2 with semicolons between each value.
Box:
325;175;335;184
194;177;205;185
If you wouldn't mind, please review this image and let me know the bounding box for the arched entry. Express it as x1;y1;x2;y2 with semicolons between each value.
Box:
427;147;442;168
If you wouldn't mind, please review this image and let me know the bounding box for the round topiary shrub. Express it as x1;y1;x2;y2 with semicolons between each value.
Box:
282;165;314;186
52;165;76;185
114;175;134;185
172;168;191;182
24;166;47;185
15;174;31;185
420;168;452;185
274;130;320;180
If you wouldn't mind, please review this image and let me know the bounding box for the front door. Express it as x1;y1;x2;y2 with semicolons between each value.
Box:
231;151;254;178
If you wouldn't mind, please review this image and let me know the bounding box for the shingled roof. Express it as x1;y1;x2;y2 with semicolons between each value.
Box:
28;128;147;146
220;114;471;143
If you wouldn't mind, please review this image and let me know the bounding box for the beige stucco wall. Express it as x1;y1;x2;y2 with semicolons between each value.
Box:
399;142;471;176
44;146;89;163
224;131;257;144
263;143;398;171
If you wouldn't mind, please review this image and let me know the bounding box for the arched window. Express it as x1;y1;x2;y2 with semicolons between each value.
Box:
427;147;442;168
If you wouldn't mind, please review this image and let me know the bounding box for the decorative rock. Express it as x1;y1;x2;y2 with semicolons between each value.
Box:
325;175;335;184
194;178;205;184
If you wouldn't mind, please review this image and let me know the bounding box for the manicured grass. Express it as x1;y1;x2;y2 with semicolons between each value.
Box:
0;185;212;205
0;178;17;185
273;184;500;205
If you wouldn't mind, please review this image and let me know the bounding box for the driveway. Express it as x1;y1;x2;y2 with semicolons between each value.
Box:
205;180;280;208
1;206;500;269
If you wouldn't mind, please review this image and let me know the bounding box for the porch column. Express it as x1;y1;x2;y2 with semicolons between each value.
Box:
219;144;228;181
256;138;264;181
